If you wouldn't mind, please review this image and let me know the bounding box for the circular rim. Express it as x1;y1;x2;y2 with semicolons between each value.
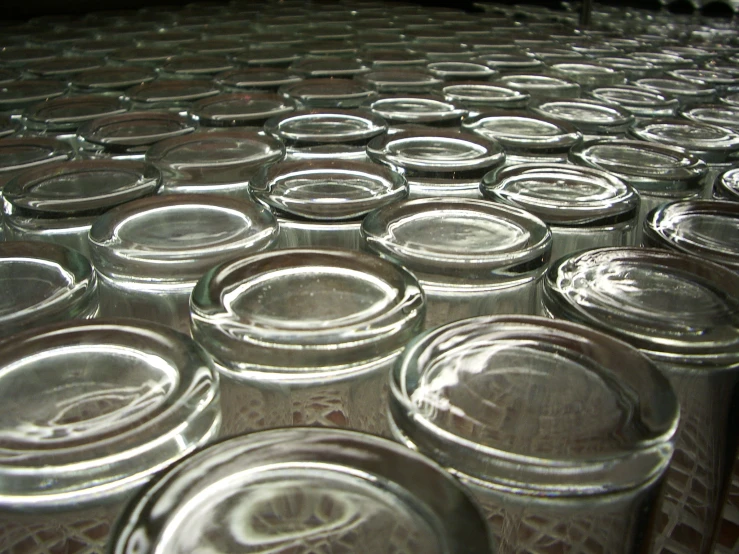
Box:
189;92;296;127
0;137;74;181
250;159;408;221
589;85;678;117
716;167;739;201
0;80;69;111
361;197;551;284
367;94;467;125
389;315;678;494
529;97;634;136
630;118;739;163
124;79;220;105
442;82;530;110
214;67;303;90
109;428;493;554
279;78;377;108
0;318;220;509
70;67;157;92
264;109;387;147
190;248;425;374
23;94;128;131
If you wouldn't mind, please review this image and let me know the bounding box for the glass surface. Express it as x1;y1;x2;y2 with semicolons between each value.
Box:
715;167;739;202
190;92;296;127
0;319;220;552
682;104;739;134
543;247;739;554
493;74;580;99
589;85;678;119
157;55;235;80
215;68;303;92
70;66;157;92
0;80;68;115
357;69;443;93
190;248;424;434
426;61;497;81
25;56;103;79
549;62;625;88
442;83;529;113
110;428;493;554
290;57;371;78
124;79;220;111
23;94;128;133
367;95;466;126
635;78;717;107
390;315;677;553
530;98;634;139
0;137;74;190
280;78;377;109
0;241;98;339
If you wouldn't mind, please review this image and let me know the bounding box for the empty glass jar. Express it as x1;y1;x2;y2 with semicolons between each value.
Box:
543;247;739;554
110;428;494;554
361;197;551;329
389;315;678;554
90;194;279;333
0;318;221;553
190;248;425;436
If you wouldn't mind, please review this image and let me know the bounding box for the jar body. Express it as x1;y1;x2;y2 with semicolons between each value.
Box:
4;217;93;258
277;217;362;250
550;222;636;262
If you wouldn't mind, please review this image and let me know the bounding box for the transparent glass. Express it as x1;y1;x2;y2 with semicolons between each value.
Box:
280;78;377;109
543;248;739;554
123;79;220;112
0;137;74;191
530;98;634;141
589;86;679;120
389;315;678;554
483;164;639;261
0;80;68;117
70;67;158;94
493;74;581;99
90;194;279;333
715;167;739;202
190;248;424;436
366;95;466;127
442;83;529;116
0;241;98;339
0;319;221;553
214;68;303;92
110;428;494;554
367;128;505;198
189;92;296;127
362;197;551;329
250;159;407;249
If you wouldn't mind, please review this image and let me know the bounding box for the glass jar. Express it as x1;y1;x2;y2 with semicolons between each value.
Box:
3;159;161;256
361;197;551;328
123;79;220;112
146;129;285;198
70;66;158;94
190;248;424;436
715;167;739;201
643;199;739;271
681;104;739;133
280;78;377;109
529;97;634;141
215;68;303;93
110;428;494;554
0;318;221;553
0;137;74;191
542;247;739;554
426;61;498;81
366;94;467;128
76;111;197;160
289;57;372;78
24;56;104;80
0;241;98;339
189;92;295;128
264;109;386;161
357;69;444;94
482;163;639;261
463;110;581;166
0;80;68;117
389;315;678;554
250;159;407;249
90;194;279;333
596;56;658;80
156;55;235;80
630;118;739;196
473;52;544;74
367;128;505;198
442;82;529;116
588;85;679;120
548;62;626;89
493;74;581;100
569;139;707;241
635;77;717;107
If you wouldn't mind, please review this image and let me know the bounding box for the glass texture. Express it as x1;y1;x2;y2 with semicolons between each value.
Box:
357;70;443;93
668;68;739;92
230;47;303;68
70;67;157;92
107;46;179;66
549;63;626;88
190;248;424;435
124;79;220;110
367;128;505;198
0;319;220;552
367;95;466;126
715;167;739;201
543;248;739;554
110;428;493;554
389;315;677;553
0;68;20;85
530;98;634;139
23;94;128;133
279;79;377;109
426;61;497;81
24;56;103;79
473;53;544;73
0;80;68;115
0;137;74;190
494;74;580;99
589;86;678;119
0;241;98;339
190;93;296;127
289;57;371;78
442;83;529;113
215;68;303;92
361;197;551;328
0;46;57;67
682;104;739;134
0;114;20;139
157;55;235;79
595;57;657;80
635;78;717;107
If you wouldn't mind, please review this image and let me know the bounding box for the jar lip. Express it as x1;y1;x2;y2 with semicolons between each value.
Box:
543;247;739;359
367;128;504;178
250;158;408;220
77;111;196;152
717;167;739;200
265;108;387;146
589;85;678;108
158;54;235;75
569;139;707;192
279;78;377;107
214;67;303;89
357;69;444;91
483;163;638;226
681;104;739;132
89;194;279;282
494;73;581;92
190;247;424;372
644;200;739;271
23;94;128;130
630;118;739;163
4;159;161;218
442;82;530;105
635;77;717;97
189;92;296;127
529;97;634;134
124;79;220;104
367;94;467;123
70;66;157;90
361;197;551;283
0;318;220;509
0;241;97;338
110;428;494;554
463;110;581;154
0;79;69;109
0;137;74;176
390;315;678;493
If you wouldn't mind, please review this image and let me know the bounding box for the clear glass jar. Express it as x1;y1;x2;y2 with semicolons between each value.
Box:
0;80;68;117
190;248;424;436
569;139;707;241
24;56;103;80
426;61;498;81
0;318;220;553
361;197;551;328
543;247;739;554
3;159;161;256
106;45;179;67
529;97;634;141
123;79;220;112
635;77;717;107
280;78;377;109
0;137;74;191
76;111;197;160
357;69;444;94
715;167;739;201
366;94;467;128
644;199;739;271
250;159;407;249
442;82;529;115
595;56;658;81
215;68;303;93
0;241;98;339
630;118;739;196
69;66;157;94
463;110;581;166
389;315;678;554
367;128;505;198
90;193;279;333
264;109;386;161
110;428;494;554
548;62;626;89
157;55;235;80
230;46;303;69
188;92;296;128
589;85;679;120
493;74;581;100
483;163;639;261
146;129;285;197
681;104;739;133
289;57;372;78
473;52;545;74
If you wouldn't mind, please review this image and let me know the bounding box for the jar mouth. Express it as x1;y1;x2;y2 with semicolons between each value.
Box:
190;248;425;373
0;319;220;509
110;428;493;554
389;315;679;494
543;247;739;360
362;197;551;284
